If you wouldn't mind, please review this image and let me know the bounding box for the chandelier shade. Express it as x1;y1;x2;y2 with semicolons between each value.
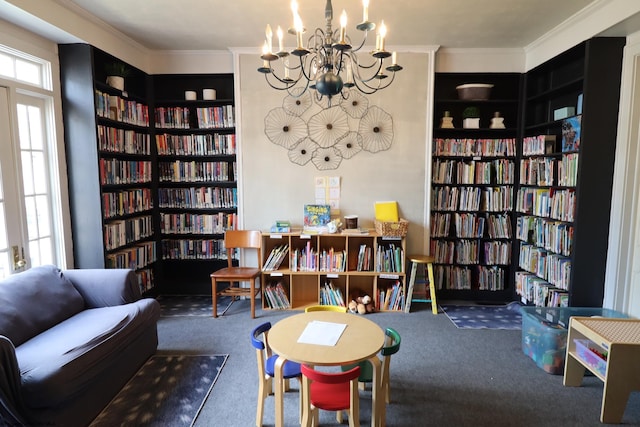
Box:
258;0;402;103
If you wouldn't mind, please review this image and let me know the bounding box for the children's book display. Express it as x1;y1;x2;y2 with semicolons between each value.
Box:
303;204;331;233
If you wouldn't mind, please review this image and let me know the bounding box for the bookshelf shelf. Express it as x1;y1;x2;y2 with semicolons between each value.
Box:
261;232;406;312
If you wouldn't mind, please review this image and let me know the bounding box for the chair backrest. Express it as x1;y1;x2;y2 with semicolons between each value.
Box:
301;364;360;384
225;230;262;268
382;327;401;356
251;322;273;377
251;321;272;351
305;305;348;313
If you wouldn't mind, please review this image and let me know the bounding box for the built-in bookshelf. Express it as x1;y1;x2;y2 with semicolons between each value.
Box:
431;72;521;302
59;44;157;294
152;74;237;293
515;37;625;307
261;232;406;312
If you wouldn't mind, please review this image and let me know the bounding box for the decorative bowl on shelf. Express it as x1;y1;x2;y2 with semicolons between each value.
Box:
456;83;494;100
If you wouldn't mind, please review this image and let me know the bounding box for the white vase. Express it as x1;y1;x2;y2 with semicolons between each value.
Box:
106;76;125;91
463;118;480;129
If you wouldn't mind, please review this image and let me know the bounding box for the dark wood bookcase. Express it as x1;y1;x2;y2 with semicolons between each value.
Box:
59;44;156;294
431;72;522;303
515;37;625;307
59;44;237;295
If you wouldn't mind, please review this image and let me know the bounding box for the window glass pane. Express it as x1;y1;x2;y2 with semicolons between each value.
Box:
35;195;50;237
37;237;52;266
31;152;46;194
24;196;37;240
27;105;43;150
0;53;14;78
29;239;40;267
0;252;9;279
0;203;6;250
16;104;30;150
21;153;34;196
15;59;41;86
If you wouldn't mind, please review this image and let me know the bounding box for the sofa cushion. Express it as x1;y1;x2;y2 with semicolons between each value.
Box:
0;265;85;346
15;298;160;408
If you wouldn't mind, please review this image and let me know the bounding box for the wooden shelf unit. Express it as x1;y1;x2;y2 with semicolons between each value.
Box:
261;231;406;312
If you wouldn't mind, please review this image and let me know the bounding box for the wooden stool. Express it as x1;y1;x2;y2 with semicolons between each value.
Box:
405;254;437;314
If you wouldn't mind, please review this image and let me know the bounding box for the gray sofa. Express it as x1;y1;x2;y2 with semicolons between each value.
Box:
0;265;161;426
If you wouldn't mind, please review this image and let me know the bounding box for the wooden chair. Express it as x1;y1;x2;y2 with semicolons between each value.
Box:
301;364;361;427
211;230;262;318
342;327;402;402
251;322;302;427
305;305;348;313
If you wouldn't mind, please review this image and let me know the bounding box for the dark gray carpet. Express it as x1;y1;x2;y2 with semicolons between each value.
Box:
441;302;523;329
156;298;640;426
90;354;227;427
157;294;230;317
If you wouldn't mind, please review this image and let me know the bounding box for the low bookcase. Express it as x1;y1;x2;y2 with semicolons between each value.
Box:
261;231;406;312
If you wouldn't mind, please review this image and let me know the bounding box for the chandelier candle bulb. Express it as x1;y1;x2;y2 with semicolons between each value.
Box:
363;0;369;22
378;21;386;51
277;26;284;52
392;51;397;65
339;10;347;43
266;24;273;54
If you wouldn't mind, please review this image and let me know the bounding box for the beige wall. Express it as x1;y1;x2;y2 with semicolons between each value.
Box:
236;52;434;255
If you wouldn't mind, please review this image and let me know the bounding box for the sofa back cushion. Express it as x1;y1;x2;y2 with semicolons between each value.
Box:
0;265;85;346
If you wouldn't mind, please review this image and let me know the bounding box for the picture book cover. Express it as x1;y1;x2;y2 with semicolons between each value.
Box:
374;201;399;222
303;204;331;227
561;115;581;152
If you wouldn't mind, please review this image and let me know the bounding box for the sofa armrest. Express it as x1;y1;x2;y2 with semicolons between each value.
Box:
63;269;141;308
0;335;28;426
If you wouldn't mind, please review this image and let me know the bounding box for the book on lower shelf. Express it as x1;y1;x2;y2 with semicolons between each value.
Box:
263;282;290;309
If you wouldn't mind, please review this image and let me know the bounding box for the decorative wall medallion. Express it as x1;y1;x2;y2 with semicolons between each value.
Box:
264;89;394;170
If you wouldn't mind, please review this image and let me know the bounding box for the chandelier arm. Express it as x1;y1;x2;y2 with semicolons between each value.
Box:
351;58;384;85
266;65;305;87
263;72;296;91
352;71;398;94
349;31;370;53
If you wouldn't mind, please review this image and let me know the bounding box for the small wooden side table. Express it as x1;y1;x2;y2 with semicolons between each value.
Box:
564;317;640;423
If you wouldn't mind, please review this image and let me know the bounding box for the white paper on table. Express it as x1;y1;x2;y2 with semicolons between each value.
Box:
297;320;347;346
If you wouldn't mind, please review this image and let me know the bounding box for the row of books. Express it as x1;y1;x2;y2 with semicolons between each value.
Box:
433;265;508;291
160;212;237;235
522;135;557;156
432;186;513;212
98;125;150;155
433;159;515;185
135;268;155;294
102;188;153;219
356;244;373;271
430;239;510;266
433;138;517;157
160;238;228;260
155;133;236;156
515;271;569;307
483;241;511;265
106;241;156;271
516;216;574;256
319;281;346;307
317;248;347;272
196;106;235;129
453;212;486;238
157;187;238;209
520;157;555;186
95;90;149;126
263;244;289;271
515;188;576;222
377;281;405;311
263;282;291;309
155;106;190;129
376;243;404;273
477;265;506;291
290;242;319;272
103;215;153;251
99;159;152;185
158;160;235;183
518;242;572;289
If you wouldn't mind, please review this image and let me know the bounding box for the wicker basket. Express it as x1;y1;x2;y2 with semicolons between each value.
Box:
375;219;409;237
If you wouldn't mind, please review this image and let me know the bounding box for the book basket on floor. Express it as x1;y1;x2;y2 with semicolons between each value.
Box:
375;219;409;237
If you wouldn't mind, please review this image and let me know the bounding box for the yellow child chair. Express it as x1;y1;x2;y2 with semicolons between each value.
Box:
305;305;348;313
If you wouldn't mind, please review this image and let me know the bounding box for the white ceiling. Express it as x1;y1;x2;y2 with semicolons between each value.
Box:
50;0;604;51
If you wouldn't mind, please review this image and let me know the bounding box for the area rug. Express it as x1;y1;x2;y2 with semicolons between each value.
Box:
157;294;232;317
90;354;228;427
441;302;522;329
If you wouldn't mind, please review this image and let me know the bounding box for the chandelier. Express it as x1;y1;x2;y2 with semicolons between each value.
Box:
258;0;402;103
